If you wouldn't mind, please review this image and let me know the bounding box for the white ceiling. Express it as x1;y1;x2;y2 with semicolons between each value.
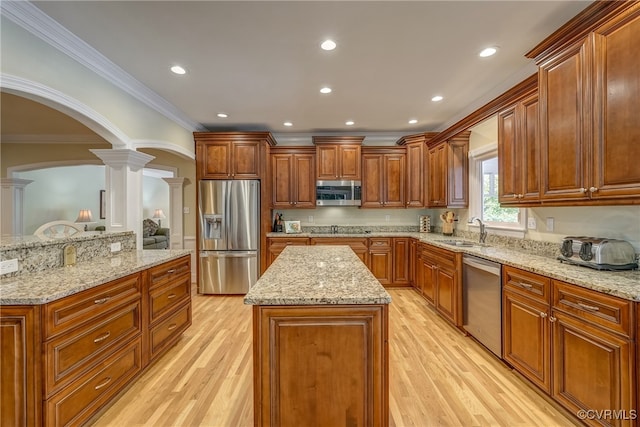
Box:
8;1;592;137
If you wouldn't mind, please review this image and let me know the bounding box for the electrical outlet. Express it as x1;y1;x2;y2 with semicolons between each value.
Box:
308;216;314;223
385;215;391;222
110;242;122;252
183;207;190;214
527;217;537;229
0;259;19;275
546;217;555;232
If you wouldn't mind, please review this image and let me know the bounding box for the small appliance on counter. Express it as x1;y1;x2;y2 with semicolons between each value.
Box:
440;211;456;236
419;215;431;233
557;236;638;271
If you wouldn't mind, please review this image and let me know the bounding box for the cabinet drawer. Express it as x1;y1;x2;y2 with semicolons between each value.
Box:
502;266;550;303
552;280;634;339
421;244;455;269
43;273;141;338
45;301;141;395
149;273;191;325
369;238;391;250
149;302;191;360
147;256;191;290
45;337;142;427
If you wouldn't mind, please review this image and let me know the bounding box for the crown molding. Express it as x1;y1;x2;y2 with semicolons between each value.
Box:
1;134;107;144
1;1;206;133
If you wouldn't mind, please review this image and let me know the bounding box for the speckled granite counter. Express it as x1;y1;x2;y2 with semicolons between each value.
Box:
267;231;640;301
244;245;391;305
0;249;192;305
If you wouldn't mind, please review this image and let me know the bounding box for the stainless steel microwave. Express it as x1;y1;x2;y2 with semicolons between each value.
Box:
316;180;362;206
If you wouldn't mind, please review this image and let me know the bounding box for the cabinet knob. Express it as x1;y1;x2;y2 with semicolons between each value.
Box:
549;316;557;323
512;194;518;199
518;194;524;199
589;187;599;193
540;312;547;318
579;188;587;193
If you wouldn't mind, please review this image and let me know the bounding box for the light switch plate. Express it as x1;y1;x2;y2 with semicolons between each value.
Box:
308;216;314;223
546;217;555;232
183;207;190;214
0;259;19;275
527;217;537;229
110;242;122;252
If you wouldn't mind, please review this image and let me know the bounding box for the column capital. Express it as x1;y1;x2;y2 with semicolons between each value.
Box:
90;149;154;172
1;178;34;188
162;177;186;186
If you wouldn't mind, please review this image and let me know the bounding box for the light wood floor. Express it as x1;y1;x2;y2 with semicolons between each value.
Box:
91;288;577;427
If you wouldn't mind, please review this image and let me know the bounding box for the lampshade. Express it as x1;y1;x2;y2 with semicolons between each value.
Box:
152;209;166;220
75;209;94;223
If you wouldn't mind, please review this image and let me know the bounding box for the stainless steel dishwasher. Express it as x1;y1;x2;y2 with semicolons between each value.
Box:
462;254;502;357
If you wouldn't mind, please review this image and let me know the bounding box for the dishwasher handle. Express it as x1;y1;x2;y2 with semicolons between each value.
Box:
463;255;501;276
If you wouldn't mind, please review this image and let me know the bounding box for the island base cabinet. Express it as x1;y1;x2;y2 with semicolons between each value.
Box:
552;311;636;427
253;305;389;427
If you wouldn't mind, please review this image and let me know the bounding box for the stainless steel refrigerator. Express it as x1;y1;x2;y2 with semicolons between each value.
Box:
198;180;259;294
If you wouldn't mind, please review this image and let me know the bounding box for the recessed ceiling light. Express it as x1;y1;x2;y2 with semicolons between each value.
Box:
479;47;498;57
321;39;336;51
217;113;228;118
431;95;443;102
408;119;418;124
170;65;186;75
283;121;293;127
320;87;332;94
345;121;355;126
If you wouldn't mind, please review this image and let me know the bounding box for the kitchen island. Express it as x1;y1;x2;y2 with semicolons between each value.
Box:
245;245;391;427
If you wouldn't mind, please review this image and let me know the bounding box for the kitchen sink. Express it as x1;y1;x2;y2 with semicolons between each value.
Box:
436;239;479;247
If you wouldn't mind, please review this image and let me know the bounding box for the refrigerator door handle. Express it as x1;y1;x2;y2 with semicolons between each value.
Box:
199;251;257;258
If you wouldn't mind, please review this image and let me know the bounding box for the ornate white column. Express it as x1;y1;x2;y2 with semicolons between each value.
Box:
162;177;185;249
90;149;154;249
1;178;33;237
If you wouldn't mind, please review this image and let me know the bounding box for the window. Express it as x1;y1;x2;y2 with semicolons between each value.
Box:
469;144;525;234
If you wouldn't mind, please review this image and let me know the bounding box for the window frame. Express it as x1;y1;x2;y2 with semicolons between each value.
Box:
468;143;526;237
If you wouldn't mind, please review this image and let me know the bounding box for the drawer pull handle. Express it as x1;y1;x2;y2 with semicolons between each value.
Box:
94;377;112;390
517;282;533;290
167;323;177;331
167;269;176;274
93;331;111;343
167;293;177;299
94;296;110;305
577;302;599;312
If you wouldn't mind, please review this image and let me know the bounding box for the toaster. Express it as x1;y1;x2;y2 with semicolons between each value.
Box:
558;236;638;270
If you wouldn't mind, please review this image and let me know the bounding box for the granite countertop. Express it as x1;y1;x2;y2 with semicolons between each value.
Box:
1;230;134;250
267;231;640;302
0;249;192;305
244;245;392;306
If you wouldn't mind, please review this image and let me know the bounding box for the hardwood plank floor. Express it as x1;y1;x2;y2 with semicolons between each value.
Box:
91;288;577;426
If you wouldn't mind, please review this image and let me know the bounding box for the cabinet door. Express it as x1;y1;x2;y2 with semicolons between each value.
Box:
383;153;406;207
317;145;339;180
339;145;361;180
392;238;410;286
591;12;640;200
361;154;384;207
232;141;260;178
498;104;520;203
552;311;635;426
435;266;459;326
369;239;392;286
293;153;316;208
502;289;551;393
408;239;417;287
405;142;425;207
447;139;468;208
427;145;447;207
539;44;589;201
0;306;42;427
271;154;295;208
201;142;232;179
420;255;436;305
521;95;540;202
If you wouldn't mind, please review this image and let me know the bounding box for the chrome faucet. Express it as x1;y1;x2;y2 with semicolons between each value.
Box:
330;225;339;234
469;217;487;243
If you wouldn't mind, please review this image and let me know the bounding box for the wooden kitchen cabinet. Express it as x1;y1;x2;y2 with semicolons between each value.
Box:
498;92;540;205
310;237;369;265
408;238;417;287
313;136;363;180
502;265;637;426
369;238;393;286
270;147;316;208
427;132;469;208
529;2;640;204
194;132;276;180
267;237;310;267
392;238;410;286
396;133;436;208
361;147;406;208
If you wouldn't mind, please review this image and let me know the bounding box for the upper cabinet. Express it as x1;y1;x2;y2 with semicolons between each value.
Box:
270;147;316;209
396;132;437;208
361;147;406;208
426;132;470;208
528;2;640;204
194;132;276;180
498;91;540;205
313;136;363;181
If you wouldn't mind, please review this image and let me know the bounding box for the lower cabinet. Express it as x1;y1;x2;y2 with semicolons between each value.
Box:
252;304;388;427
369;238;393;286
267;237;310;267
0;255;192;427
414;243;462;327
502;265;636;427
